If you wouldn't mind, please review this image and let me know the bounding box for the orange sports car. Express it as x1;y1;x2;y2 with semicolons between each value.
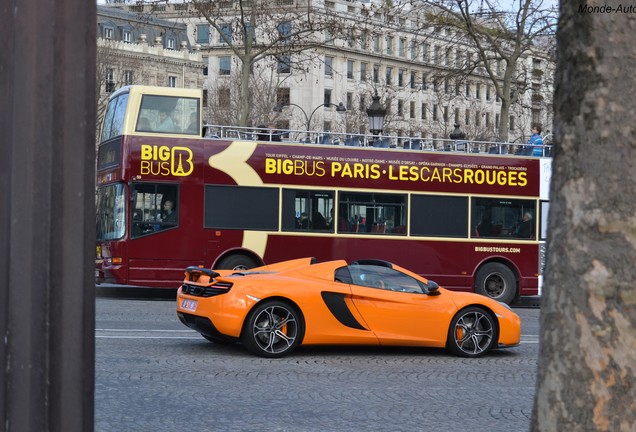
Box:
176;257;521;358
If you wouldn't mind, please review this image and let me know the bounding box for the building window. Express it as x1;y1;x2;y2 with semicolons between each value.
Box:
421;75;427;90
219;88;231;107
359;95;366;112
373;64;380;83
434;46;440;64
385;67;392;85
122;29;133;43
486;112;491;127
277;88;290;106
454;107;460;124
203;89;208;108
360;62;367;82
496;113;500;128
433;104;438;121
124;70;133;85
397;100;404;117
399;38;406;57
324;56;333;77
168;76;177;87
465;82;471;98
445;48;451;66
373;34;381;53
196;24;210;44
219;23;232;44
166;37;176;50
444;79;450;94
475;111;481;127
398;69;405;87
278;21;292;41
347;60;354;80
219;56;231;75
443;106;448;123
202;56;208;76
360;30;368;50
347;92;353;111
386;36;394;55
421;43;429;62
324;89;332;106
509;116;515;131
410;101;415;119
105;69;115;93
486;85;491;100
410;40;417;60
410;72;417;89
277;55;291;74
103;26;114;40
421;103;427;120
465;109;470;125
475;83;481;99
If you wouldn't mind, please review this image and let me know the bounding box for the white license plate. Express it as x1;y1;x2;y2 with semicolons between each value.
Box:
181;299;198;312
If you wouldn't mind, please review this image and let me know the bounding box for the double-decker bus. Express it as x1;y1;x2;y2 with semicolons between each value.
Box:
95;85;551;304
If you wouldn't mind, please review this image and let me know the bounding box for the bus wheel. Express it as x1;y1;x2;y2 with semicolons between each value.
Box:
217;255;257;271
475;263;516;304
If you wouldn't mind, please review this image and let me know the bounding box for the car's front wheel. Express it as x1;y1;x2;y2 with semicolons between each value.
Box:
241;300;303;358
447;307;498;357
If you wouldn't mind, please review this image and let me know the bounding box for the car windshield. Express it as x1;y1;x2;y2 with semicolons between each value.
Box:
345;265;423;293
96;183;126;241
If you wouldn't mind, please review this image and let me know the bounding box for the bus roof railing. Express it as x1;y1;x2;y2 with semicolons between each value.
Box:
202;124;553;157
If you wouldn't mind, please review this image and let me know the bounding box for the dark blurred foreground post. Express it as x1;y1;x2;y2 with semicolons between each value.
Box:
532;2;636;431
0;1;96;431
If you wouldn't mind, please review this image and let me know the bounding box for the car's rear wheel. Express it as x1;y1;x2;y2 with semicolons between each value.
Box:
474;262;516;304
447;307;498;358
241;300;302;358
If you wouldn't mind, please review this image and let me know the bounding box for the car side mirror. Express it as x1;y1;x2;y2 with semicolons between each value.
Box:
426;281;440;296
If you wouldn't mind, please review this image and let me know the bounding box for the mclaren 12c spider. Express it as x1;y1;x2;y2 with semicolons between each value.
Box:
176;258;521;358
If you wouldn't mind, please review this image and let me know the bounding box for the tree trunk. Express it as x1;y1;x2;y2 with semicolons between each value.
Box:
532;3;636;431
239;57;252;127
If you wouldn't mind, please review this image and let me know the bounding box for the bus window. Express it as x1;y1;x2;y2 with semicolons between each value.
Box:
100;92;129;142
411;195;468;238
282;189;334;232
204;185;278;230
540;201;549;240
96;183;126;241
137;94;200;135
130;183;179;238
338;192;407;234
471;197;537;239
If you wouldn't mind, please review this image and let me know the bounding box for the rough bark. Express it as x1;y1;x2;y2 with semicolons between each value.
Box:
532;2;636;431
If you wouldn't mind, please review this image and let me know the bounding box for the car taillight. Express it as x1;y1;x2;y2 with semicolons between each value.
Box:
181;282;233;298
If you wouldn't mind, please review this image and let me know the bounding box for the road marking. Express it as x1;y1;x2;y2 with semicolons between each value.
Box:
96;329;201;339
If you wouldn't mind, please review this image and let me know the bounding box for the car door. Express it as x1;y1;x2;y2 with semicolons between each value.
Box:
348;265;458;346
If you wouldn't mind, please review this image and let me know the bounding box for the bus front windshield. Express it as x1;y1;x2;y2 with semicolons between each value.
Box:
96;183;126;241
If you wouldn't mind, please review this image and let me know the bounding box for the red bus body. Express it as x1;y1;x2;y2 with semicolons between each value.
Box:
95;86;550;303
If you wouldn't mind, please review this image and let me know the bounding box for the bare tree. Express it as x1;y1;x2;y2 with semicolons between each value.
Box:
420;0;557;141
532;3;636;431
95;41;150;134
205;59;292;126
185;0;347;126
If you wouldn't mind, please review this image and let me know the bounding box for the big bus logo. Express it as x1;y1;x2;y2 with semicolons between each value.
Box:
140;145;194;177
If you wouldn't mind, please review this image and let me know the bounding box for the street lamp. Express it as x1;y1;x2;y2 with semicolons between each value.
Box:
366;92;386;136
274;101;347;132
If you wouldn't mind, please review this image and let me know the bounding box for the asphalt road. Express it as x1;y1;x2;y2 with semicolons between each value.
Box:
96;287;540;432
